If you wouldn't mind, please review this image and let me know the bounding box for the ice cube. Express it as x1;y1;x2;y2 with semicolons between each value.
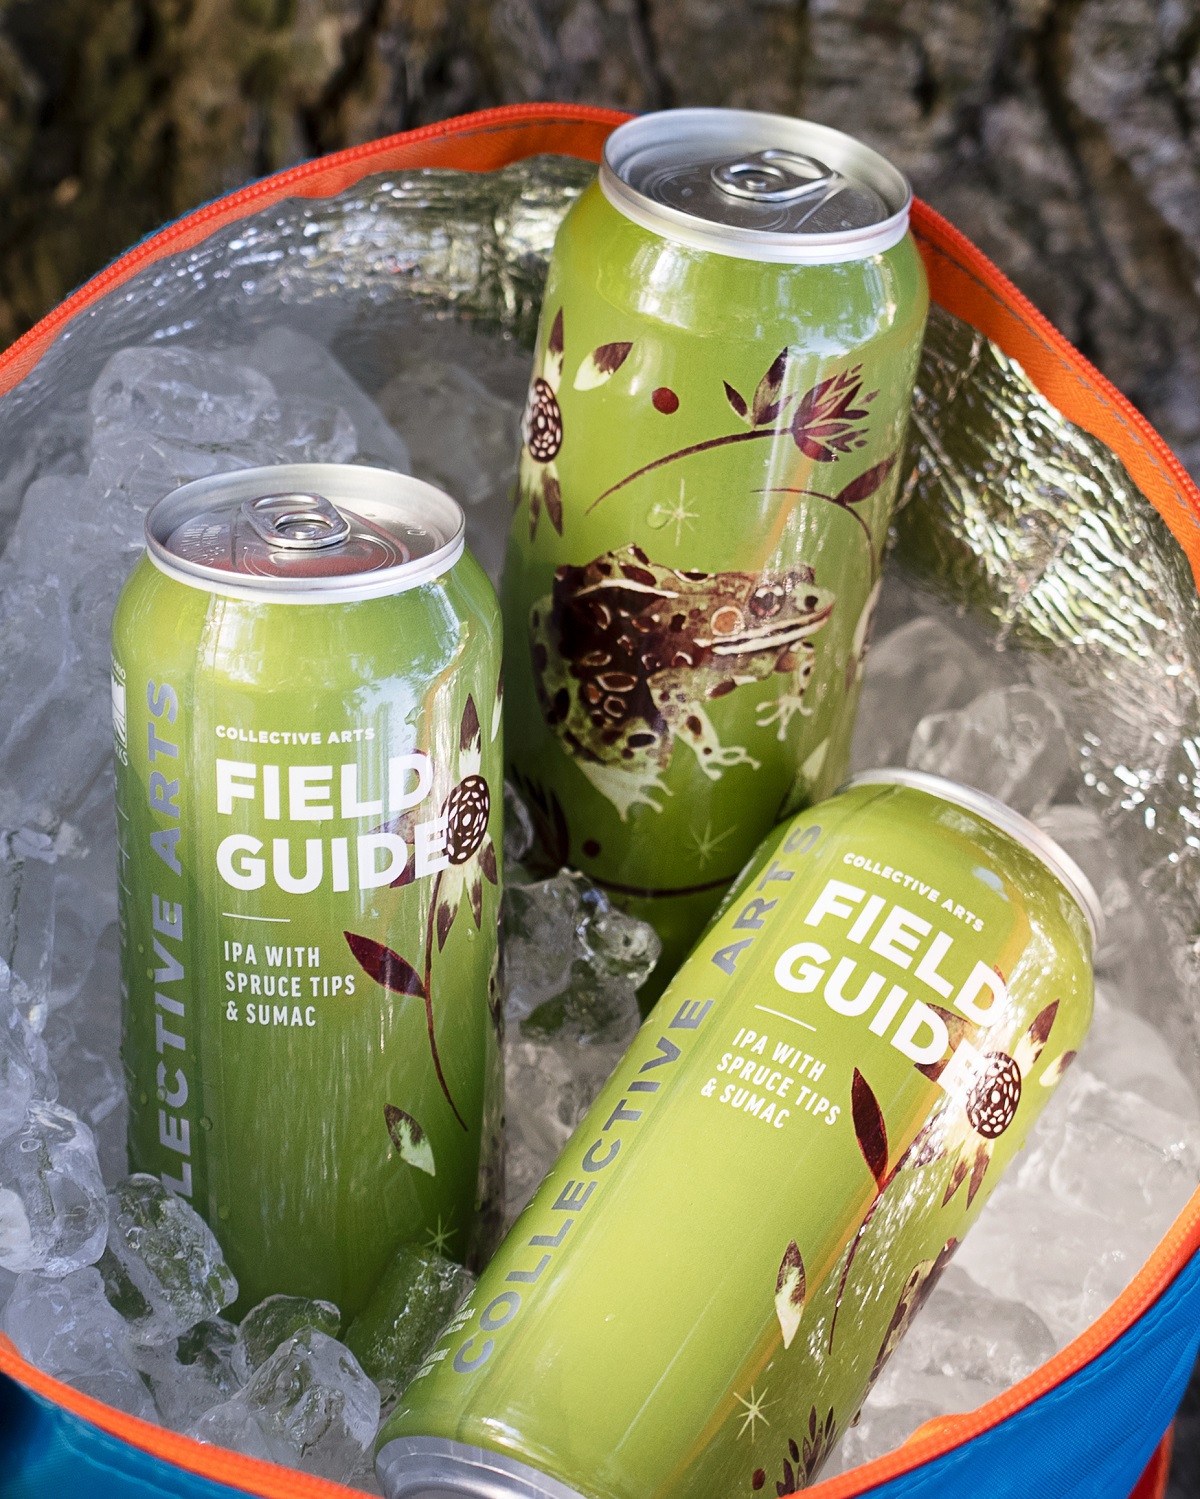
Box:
189;1397;276;1460
102;1175;237;1345
375;357;516;506
907;684;1072;814
953;1179;1152;1342
503;869;658;1041
205;1328;380;1481
0;1102;106;1276
3;475;137;588
503;780;535;866
344;1245;474;1397
0;1013;39;1148
503;1034;629;1225
0;957;55;1092
851;616;1003;773
89;345;279;447
44;1012;124;1139
825;1401;942;1478
1041;1070;1200;1217
4;1265;127;1375
501;873;580;1022
880;1265;1057;1389
70;1362;160;1422
0;829;58;1028
86;426;254;509
231;1293;342;1383
1034;805;1143;970
69;562;129;684
49;870;116;1014
498;870;655;1223
1074;989;1198;1118
135;1318;242;1431
241;327;410;473
375;327;531;587
2;1264;156;1418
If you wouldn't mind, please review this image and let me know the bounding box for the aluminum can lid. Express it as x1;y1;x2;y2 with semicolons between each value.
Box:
845;768;1104;950
600;108;912;264
145;463;465;602
376;1436;586;1499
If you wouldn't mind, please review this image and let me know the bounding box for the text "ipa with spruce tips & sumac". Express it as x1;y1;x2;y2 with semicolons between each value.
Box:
376;770;1098;1499
112;465;503;1317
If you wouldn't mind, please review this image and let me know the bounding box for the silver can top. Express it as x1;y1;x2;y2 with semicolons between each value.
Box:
846;769;1104;950
600;108;912;265
145;463;466;603
376;1436;586;1499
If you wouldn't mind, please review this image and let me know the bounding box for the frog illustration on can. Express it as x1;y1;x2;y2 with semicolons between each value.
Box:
530;544;835;818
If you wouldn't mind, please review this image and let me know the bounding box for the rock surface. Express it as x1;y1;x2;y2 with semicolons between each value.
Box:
1;2;1198;482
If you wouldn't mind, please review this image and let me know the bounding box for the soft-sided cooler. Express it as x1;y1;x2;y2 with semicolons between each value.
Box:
0;105;1196;1499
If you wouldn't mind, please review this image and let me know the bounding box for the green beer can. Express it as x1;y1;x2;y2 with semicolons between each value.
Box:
503;109;929;979
111;464;503;1317
376;772;1099;1498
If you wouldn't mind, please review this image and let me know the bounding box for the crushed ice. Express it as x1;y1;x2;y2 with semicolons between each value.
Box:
0;333;1194;1487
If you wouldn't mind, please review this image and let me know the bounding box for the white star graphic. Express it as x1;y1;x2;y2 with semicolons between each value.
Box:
689;817;735;870
648;480;698;546
734;1384;773;1441
424;1213;453;1255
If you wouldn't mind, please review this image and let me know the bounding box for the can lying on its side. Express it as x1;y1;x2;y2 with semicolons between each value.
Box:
376;771;1100;1499
111;465;503;1318
502;108;930;982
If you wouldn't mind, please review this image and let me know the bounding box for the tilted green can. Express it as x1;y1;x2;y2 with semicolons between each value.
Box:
376;771;1099;1499
502;109;929;980
111;464;503;1317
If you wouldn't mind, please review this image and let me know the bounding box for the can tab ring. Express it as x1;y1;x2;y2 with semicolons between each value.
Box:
710;150;843;204
243;492;352;550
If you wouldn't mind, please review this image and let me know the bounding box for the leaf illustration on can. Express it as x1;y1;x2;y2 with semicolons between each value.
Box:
344;931;466;1131
752;348;789;427
833;455;896;508
774;1240;807;1350
344;931;424;996
828;1068;894;1351
724;381;750;422
574;341;633;390
851;1067;889;1187
914;1003;973;1086
1026;1000;1059;1058
384;1104;436;1176
1040;1048;1076;1088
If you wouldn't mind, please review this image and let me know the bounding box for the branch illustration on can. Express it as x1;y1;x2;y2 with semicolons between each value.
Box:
585;360;877;510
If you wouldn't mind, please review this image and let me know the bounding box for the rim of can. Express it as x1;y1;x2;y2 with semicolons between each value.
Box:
144;463;466;603
599;108;913;265
844;768;1104;950
376;1437;586;1499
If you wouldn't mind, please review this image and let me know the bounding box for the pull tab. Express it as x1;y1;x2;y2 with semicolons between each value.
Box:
242;492;352;550
710;149;839;203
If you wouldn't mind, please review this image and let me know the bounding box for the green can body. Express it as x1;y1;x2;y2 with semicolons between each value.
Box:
377;775;1095;1499
502;175;929;979
112;468;503;1318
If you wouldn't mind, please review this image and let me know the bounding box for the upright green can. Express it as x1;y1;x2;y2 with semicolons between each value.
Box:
377;772;1099;1499
503;109;929;979
111;464;503;1317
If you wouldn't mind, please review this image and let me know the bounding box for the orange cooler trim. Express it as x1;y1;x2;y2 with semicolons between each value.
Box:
0;103;1197;1498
